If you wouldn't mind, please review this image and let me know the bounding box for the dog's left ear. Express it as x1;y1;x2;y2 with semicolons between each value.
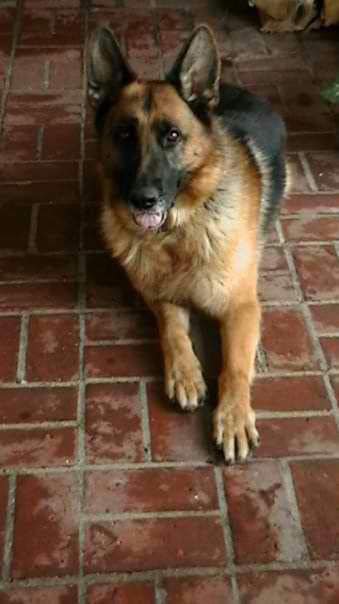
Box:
167;25;221;109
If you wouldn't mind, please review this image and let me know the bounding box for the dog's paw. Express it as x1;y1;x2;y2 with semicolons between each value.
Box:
165;357;206;412
213;399;259;464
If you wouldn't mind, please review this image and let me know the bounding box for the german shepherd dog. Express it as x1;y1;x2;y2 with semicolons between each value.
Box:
87;25;288;464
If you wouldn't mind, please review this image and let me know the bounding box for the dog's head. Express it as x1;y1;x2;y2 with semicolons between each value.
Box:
88;25;221;232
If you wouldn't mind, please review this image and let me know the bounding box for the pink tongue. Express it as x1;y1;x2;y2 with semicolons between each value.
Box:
134;211;163;230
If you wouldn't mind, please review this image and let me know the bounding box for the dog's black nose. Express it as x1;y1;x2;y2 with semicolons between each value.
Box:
130;187;159;210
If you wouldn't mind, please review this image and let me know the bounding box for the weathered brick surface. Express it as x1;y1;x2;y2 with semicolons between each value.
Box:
0;1;338;598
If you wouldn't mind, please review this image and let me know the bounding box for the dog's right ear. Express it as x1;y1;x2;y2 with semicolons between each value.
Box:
87;26;136;108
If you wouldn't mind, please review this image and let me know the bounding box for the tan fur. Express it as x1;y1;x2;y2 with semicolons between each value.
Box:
97;79;274;463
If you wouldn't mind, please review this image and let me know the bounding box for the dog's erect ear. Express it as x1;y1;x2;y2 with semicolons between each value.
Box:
87;26;136;107
167;25;220;108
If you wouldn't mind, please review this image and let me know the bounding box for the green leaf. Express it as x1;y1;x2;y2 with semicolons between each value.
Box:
321;77;339;104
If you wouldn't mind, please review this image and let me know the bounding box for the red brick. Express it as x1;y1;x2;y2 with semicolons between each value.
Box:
278;84;335;133
331;375;339;401
0;255;77;282
84;138;98;161
11;48;46;91
259;272;298;303
252;376;330;412
236;53;309;71
0;282;77;311
293;246;339;301
264;32;302;56
261;308;317;371
86;254;143;309
148;383;216;463
305;152;339;191
12;473;79;578
48;48;82;90
164;577;233;604
36;204;80;252
85;343;162;379
6;92;82;126
0;317;20;382
224;461;305;564
320;337;339;370
41;123;81;160
0;203;31;251
0;386;77;423
0;586;78;604
87;583;155;604
84;517;226;573
238;69;313;88
129;55;163;80
287;132;339;152
83;203;103;250
238;567;339;604
0;161;78;183
261;247;288;272
85;383;144;463
0;8;16;34
89;8;154;40
0;125;38;162
27;315;79;382
84;467;218;514
0;38;11;86
291;460;339;559
0;428;76;468
0;476;8;566
125;29;158;60
282;193;339;216
83;158;101;202
157;8;193;30
19;9;83;46
159;30;190;72
257;417;339;458
0;182;80;205
310;304;339;335
282;216;339;242
287;155;312;194
86;310;157;342
230;27;267;60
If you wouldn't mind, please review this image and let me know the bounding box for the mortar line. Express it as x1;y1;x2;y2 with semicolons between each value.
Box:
27;203;39;253
298;152;318;192
139;380;153;462
82;510;220;522
16;313;29;384
279;460;309;560
214;467;240;604
2;452;339;477
0;0;22;134
78;2;90;602
323;373;339;432
36;126;44;160
1;474;16;583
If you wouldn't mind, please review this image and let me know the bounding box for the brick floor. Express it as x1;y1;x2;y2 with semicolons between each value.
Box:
0;1;339;602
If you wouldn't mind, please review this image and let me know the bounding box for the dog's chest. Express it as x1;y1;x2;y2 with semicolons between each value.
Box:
125;230;235;316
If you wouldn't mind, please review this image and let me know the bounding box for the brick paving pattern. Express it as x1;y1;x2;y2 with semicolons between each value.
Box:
0;1;339;602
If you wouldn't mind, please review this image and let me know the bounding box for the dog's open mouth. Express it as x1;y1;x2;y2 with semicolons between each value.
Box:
132;209;167;231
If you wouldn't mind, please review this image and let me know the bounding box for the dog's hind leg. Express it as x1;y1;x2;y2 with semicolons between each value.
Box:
151;302;207;412
214;289;261;464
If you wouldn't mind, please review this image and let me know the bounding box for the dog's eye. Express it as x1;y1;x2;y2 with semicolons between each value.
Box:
165;128;181;146
114;125;135;142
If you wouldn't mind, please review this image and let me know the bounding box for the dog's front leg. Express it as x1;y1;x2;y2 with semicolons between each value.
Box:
152;302;206;411
214;295;261;463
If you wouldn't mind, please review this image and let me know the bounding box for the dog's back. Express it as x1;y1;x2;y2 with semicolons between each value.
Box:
217;83;288;231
